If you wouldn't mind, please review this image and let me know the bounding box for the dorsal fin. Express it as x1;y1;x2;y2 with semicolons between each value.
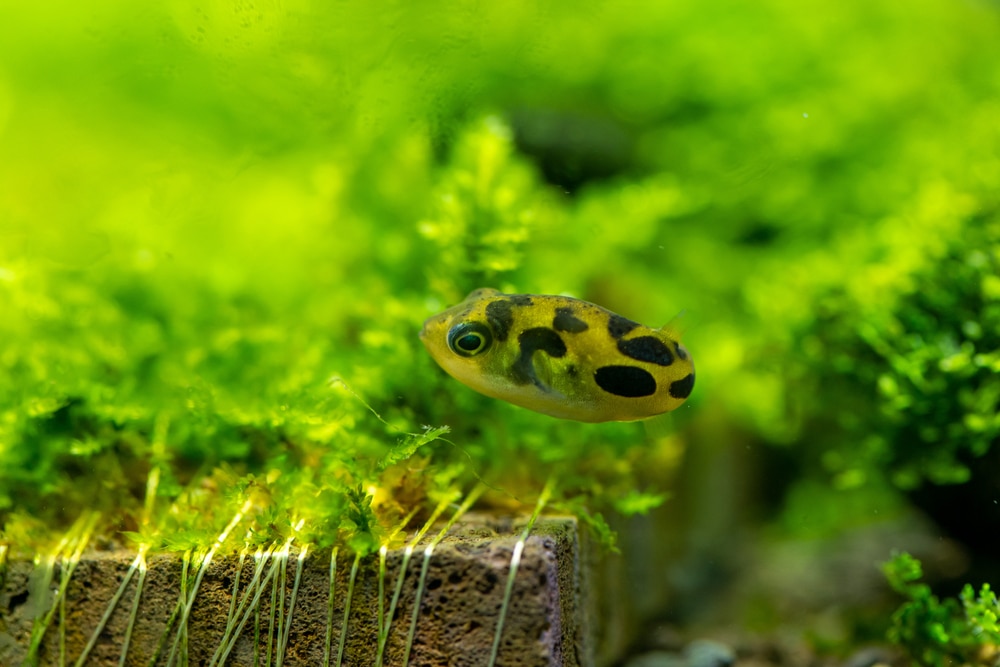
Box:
659;309;690;339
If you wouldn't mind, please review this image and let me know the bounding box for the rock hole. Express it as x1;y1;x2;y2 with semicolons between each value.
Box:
475;570;499;594
447;571;462;585
427;577;442;590
8;590;29;612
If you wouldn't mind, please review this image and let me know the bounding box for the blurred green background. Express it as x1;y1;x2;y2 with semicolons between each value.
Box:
1;0;999;657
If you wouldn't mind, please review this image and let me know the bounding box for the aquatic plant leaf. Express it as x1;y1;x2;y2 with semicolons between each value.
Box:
885;552;1000;667
377;426;451;472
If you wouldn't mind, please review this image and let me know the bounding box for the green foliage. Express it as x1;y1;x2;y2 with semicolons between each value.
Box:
884;552;1000;667
377;426;452;473
789;216;1000;493
0;0;998;556
419;117;558;301
554;499;619;554
612;490;669;517
343;484;381;556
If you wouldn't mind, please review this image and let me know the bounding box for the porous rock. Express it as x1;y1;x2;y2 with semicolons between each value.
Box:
0;514;592;666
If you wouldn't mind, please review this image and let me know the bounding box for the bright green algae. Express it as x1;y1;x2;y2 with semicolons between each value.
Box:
0;0;998;574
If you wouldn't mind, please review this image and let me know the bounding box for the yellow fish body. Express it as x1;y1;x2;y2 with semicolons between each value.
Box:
420;288;695;422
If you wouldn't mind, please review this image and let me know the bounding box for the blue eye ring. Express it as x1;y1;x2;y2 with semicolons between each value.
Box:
447;322;493;357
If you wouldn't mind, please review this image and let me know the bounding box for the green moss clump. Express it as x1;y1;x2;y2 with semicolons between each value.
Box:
884;552;1000;667
854;219;996;487
1;0;999;559
784;215;1000;492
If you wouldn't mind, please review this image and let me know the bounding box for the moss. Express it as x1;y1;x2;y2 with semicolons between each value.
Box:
802;216;1000;487
884;552;1000;667
1;0;999;558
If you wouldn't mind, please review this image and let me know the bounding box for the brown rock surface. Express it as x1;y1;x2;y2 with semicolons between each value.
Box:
0;514;592;666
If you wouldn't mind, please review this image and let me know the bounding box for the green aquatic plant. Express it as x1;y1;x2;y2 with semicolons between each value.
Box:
2;0;998;558
0;106;651;561
488;480;553;667
884;552;1000;667
72;546;148;667
2;0;1000;660
801;214;1000;490
764;211;1000;541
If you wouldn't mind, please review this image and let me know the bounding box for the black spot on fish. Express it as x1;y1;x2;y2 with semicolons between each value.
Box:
669;373;695;399
553;307;589;333
485;300;514;342
674;342;689;361
485;296;533;342
566;364;579;377
617;336;674;366
511;328;567;387
608;314;639;339
594;365;656;398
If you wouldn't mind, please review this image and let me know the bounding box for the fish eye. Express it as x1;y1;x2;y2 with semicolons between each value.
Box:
447;322;493;357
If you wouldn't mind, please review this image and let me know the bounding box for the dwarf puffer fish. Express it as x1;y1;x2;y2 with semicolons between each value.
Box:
420;288;695;422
